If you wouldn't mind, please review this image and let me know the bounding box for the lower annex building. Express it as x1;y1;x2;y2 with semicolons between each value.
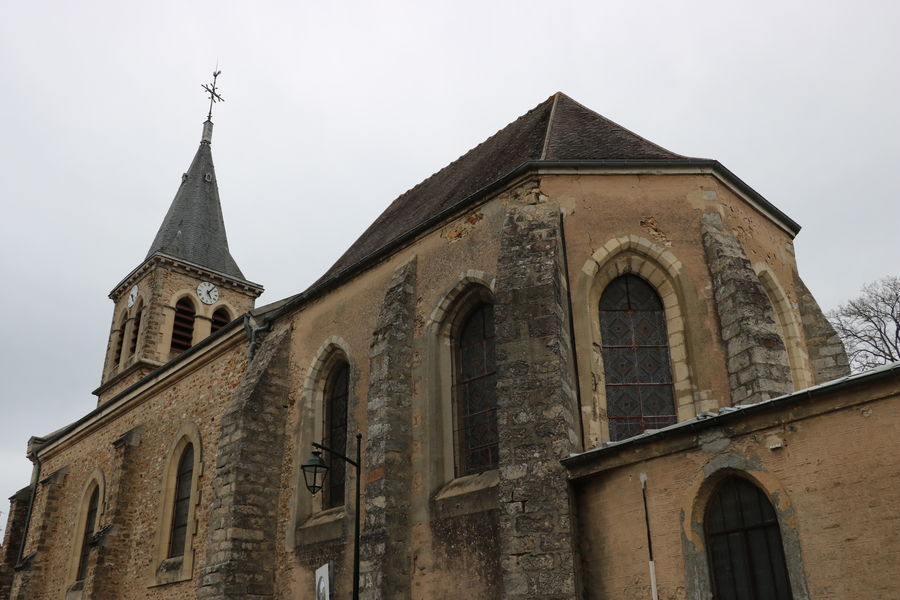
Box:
1;92;898;600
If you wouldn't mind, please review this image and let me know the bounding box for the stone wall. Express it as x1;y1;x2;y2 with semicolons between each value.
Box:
0;486;32;600
494;195;581;600
793;274;850;382
198;327;291;599
701;212;792;404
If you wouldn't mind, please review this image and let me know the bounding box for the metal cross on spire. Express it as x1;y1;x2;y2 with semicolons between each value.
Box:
201;69;224;121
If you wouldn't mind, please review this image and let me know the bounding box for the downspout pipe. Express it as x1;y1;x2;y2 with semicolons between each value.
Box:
15;448;41;568
243;315;270;361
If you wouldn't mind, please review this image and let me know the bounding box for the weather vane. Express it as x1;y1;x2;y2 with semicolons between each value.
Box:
201;68;224;121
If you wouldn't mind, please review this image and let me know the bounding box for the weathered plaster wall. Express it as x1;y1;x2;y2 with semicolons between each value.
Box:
571;376;900;600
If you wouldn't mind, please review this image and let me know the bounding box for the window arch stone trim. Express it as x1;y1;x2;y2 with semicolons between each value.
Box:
424;273;496;490
679;458;810;600
752;264;813;391
66;470;105;592
575;235;698;447
290;337;355;546
150;422;203;586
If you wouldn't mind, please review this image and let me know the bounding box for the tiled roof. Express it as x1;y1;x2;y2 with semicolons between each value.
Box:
145;130;245;280
317;92;690;283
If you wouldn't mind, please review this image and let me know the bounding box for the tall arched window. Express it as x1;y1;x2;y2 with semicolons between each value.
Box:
75;486;99;582
705;477;793;600
211;307;231;334
453;302;498;475
168;443;194;558
323;361;349;509
170;297;196;354
112;312;126;367
128;301;143;357
599;274;676;441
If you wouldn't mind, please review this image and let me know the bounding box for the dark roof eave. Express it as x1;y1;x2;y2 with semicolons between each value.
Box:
265;158;799;324
561;361;900;472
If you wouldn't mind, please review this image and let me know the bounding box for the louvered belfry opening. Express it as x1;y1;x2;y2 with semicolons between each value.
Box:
211;307;230;334
454;302;498;476
112;313;125;367
76;486;99;582
128;305;142;357
168;443;194;558
704;477;794;600
323;361;349;509
599;274;677;441
170;298;196;354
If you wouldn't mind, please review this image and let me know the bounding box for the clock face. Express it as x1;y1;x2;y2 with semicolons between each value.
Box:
196;281;220;305
127;285;139;308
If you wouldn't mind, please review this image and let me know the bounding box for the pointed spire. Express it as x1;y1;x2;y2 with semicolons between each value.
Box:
145;120;245;280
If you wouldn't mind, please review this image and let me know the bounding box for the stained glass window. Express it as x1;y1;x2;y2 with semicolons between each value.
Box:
705;478;793;600
168;443;194;558
454;303;498;475
599;274;676;441
324;362;349;509
75;486;99;582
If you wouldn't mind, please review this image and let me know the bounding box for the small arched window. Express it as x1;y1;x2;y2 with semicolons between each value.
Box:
168;443;194;558
705;477;793;600
211;307;231;334
170;298;196;354
599;274;676;441
453;302;498;475
128;301;143;357
323;361;349;509
75;486;100;582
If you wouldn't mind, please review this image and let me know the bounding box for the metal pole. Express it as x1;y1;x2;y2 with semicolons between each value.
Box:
353;432;362;600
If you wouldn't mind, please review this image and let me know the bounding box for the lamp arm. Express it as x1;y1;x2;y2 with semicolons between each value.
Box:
312;437;360;469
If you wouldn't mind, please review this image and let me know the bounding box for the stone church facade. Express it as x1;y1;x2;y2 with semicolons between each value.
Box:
2;93;898;599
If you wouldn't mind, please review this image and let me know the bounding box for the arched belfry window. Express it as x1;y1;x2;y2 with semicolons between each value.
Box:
170;297;196;354
75;486;99;582
705;477;793;600
168;443;194;558
211;307;231;334
112;312;126;367
323;361;349;509
128;301;143;357
453;302;498;475
599;274;676;441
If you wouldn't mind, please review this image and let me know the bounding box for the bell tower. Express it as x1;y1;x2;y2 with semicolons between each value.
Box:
96;73;263;402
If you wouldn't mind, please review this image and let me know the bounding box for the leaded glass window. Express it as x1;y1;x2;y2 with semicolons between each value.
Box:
324;362;349;509
454;303;498;475
599;274;676;441
76;486;99;582
168;443;194;558
705;477;793;600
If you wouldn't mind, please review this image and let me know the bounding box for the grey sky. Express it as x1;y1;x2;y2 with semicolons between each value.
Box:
1;0;898;527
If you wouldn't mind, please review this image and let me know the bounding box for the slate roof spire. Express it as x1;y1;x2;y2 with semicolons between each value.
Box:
145;118;246;280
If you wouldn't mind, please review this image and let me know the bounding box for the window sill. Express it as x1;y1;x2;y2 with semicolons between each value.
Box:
296;505;346;545
149;556;190;587
432;469;499;519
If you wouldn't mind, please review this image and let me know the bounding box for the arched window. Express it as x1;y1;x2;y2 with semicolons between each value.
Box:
75;486;99;582
323;361;349;509
128;301;143;357
705;477;793;600
170;297;196;354
599;274;676;441
168;443;194;558
453;302;498;475
112;312;126;367
211;307;231;334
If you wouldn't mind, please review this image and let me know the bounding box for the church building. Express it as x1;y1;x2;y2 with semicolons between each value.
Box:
1;91;898;600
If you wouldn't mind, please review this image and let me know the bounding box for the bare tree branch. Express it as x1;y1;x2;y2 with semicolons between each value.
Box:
828;276;900;372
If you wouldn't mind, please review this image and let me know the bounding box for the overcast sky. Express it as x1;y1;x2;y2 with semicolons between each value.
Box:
1;1;898;528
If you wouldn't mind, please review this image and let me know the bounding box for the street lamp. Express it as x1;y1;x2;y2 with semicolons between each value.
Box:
301;432;362;600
